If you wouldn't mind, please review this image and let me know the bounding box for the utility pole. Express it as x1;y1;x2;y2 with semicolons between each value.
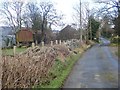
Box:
90;17;92;40
86;3;89;42
80;0;82;43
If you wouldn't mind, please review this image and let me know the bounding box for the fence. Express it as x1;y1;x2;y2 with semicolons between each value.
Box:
13;39;82;56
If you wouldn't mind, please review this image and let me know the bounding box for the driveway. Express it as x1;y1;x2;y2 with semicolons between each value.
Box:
63;45;118;88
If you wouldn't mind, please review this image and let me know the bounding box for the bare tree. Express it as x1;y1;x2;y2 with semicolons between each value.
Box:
95;0;120;17
23;2;41;44
39;2;63;41
73;0;83;42
0;1;24;34
83;3;91;42
0;1;63;44
23;2;40;28
95;0;120;36
73;1;93;43
23;1;63;43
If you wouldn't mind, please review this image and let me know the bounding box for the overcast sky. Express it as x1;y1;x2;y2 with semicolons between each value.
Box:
51;0;98;30
0;0;98;30
52;0;94;22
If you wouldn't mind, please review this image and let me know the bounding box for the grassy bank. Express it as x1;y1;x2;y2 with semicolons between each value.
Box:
110;43;119;58
116;47;120;58
35;53;81;88
34;45;91;89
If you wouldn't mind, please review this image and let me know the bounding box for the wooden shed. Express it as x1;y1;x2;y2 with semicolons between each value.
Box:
16;29;34;43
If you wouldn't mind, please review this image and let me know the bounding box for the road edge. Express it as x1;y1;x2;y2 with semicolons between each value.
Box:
61;44;93;88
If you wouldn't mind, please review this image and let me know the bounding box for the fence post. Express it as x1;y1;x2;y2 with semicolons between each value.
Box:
35;40;38;45
56;40;58;45
17;42;20;46
42;41;44;47
32;42;35;48
63;41;66;45
59;40;61;45
13;46;16;56
51;41;53;46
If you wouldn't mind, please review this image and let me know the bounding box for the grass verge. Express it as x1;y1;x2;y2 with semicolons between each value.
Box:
2;47;27;56
110;43;119;58
32;44;92;89
33;45;92;89
117;44;120;58
34;53;81;89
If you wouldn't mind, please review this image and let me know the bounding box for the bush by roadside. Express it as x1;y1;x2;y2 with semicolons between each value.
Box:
110;36;120;45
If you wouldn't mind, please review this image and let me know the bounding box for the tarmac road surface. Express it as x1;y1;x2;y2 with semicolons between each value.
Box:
63;45;118;88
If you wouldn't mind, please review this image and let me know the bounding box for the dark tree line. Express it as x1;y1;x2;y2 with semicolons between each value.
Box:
88;16;100;40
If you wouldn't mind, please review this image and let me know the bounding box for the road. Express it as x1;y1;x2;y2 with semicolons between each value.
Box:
63;45;118;88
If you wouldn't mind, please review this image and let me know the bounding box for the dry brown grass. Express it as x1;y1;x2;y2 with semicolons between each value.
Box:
1;40;92;88
2;45;70;88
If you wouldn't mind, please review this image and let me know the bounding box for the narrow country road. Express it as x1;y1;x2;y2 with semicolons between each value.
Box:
63;45;118;88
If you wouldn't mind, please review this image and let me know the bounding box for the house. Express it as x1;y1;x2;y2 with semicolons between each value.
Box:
58;25;78;40
0;26;15;48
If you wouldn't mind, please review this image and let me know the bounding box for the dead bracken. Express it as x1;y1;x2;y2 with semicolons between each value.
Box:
2;39;91;88
2;45;70;88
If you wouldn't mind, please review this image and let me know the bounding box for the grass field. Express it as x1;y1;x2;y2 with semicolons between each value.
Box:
2;47;27;56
